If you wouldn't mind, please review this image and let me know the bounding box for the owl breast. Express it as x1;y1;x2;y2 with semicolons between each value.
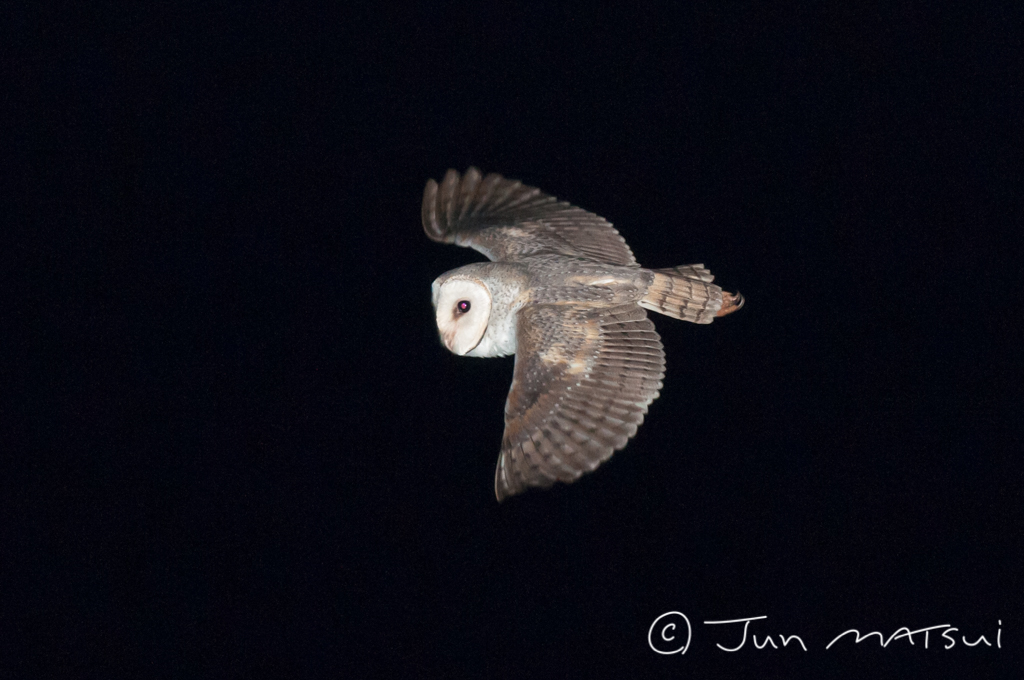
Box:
467;276;522;357
466;306;518;357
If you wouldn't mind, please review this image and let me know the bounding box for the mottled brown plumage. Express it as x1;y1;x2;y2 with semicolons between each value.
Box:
496;303;664;500
423;167;637;266
424;168;743;501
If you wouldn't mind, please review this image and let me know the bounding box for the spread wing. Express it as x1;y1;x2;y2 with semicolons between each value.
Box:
422;167;638;266
495;303;665;501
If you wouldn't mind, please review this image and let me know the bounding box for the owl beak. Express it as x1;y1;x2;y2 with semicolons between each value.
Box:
441;326;481;356
440;328;458;354
448;332;478;356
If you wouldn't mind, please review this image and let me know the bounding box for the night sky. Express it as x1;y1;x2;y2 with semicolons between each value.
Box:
7;3;1022;677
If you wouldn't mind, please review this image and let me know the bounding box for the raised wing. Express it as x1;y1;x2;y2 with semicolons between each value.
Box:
422;167;638;266
495;303;665;501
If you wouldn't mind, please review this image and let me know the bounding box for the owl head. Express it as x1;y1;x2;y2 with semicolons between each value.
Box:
431;274;492;356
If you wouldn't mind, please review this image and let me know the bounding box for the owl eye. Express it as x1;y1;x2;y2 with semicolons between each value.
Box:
455;300;471;314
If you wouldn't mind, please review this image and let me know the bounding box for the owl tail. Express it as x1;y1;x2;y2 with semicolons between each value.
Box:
639;264;744;324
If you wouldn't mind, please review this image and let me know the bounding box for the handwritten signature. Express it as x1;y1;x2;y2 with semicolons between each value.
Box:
648;612;1003;655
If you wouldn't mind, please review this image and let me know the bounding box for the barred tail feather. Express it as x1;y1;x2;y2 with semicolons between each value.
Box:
639;264;744;324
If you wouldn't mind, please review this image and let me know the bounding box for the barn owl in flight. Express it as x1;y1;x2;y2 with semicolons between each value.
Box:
424;168;743;501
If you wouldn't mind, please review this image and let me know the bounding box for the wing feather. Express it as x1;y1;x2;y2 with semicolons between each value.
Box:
423;168;638;266
495;303;665;501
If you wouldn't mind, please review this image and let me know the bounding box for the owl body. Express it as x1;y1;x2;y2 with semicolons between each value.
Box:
423;168;743;501
433;256;655;358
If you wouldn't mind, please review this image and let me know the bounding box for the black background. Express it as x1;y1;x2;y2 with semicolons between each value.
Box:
6;2;1022;677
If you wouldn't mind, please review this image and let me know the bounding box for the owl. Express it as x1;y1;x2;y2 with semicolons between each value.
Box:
424;168;743;501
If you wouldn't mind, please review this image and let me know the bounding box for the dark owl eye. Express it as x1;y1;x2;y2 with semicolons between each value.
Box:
455;300;471;314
